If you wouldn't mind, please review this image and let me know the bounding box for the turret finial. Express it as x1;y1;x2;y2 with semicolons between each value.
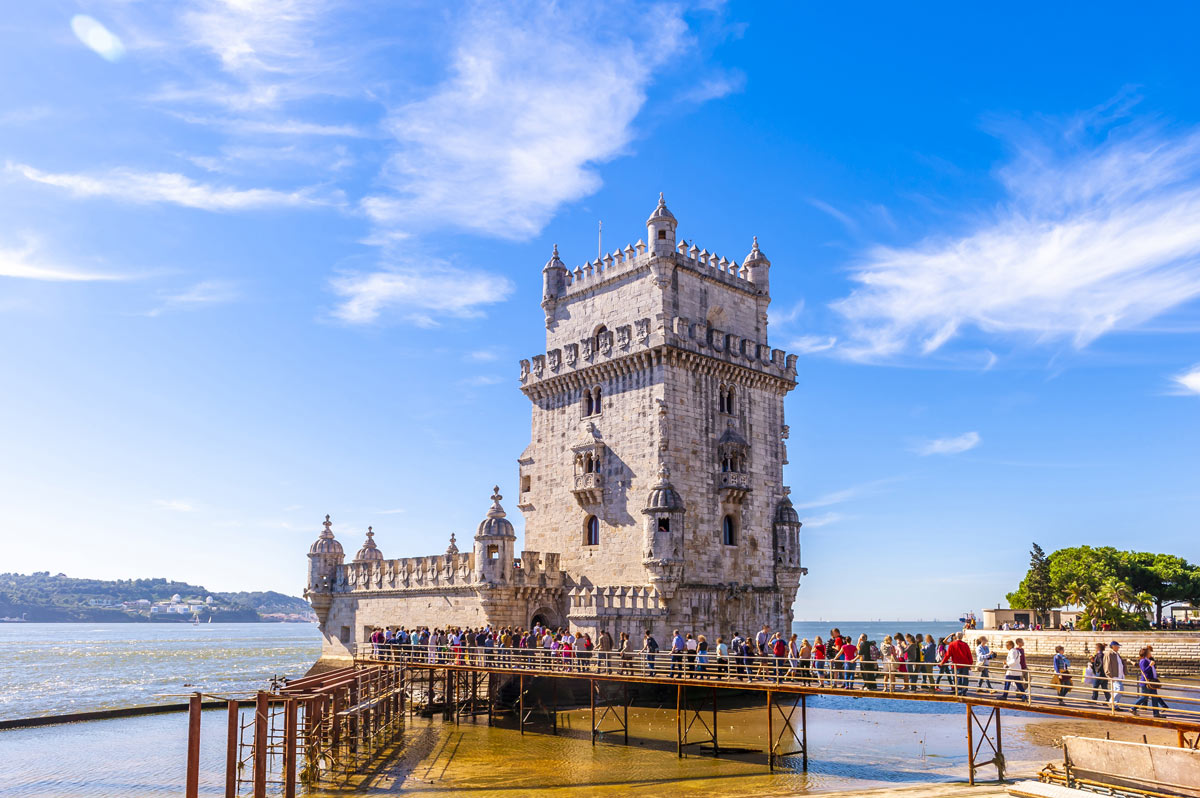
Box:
486;486;506;519
658;191;665;205
319;515;334;538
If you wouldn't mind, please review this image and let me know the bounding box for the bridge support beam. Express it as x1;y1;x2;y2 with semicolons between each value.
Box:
1179;729;1199;750
767;691;807;771
680;685;717;756
590;679;630;745
966;704;1005;784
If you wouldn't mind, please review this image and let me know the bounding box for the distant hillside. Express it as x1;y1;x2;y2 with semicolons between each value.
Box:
0;572;315;623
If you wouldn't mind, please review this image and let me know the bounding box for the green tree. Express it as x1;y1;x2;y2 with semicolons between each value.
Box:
1025;543;1054;625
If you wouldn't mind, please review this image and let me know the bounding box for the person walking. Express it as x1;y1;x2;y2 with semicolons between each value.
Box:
840;634;859;688
670;629;685;677
976;636;995;691
618;631;632;675
1132;646;1168;718
881;635;898;692
812;636;827;687
786;633;801;680
1103;641;1127;711
1089;643;1110;704
799;637;813;684
943;633;974;696
715;635;729;678
1001;640;1025;700
597;629;614;673
922;634;938;690
696;634;709;675
642;629;660;675
1052;645;1072;704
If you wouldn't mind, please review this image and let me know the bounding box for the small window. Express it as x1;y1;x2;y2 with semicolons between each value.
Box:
583;386;601;417
719;386;735;414
585;515;600;546
521;475;531;492
722;515;736;546
657;518;670;534
340;626;351;644
658;230;667;240
488;545;499;560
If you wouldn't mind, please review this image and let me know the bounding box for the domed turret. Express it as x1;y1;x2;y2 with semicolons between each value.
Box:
477;487;515;539
354;526;384;563
642;465;685;598
646;192;677;256
306;515;344;624
774;496;800;526
474;486;515;584
541;243;568;327
773;492;802;571
309;514;344;557
744;235;771;293
643;464;684;513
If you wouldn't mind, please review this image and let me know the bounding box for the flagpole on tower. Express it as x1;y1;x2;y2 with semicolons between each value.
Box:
598;220;602;261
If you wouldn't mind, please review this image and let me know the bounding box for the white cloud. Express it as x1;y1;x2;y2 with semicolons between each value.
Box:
914;431;981;456
792;477;900;510
466;349;500;362
833;120;1200;360
789;335;837;354
172;113;368;138
154;499;196;512
363;3;691;240
330;264;514;325
459;375;504;387
800;512;844;529
678;70;745;104
71;15;126;62
146;280;239;316
1170;364;1200;396
0;241;125;282
10;162;338;211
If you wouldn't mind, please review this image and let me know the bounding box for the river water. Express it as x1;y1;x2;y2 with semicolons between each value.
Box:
3;621;1051;798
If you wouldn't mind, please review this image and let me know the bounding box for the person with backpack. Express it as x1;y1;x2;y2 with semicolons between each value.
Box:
641;629;660;674
729;632;745;678
1052;645;1072;704
1133;645;1168;717
771;633;788;681
858;634;878;690
1090;642;1110;704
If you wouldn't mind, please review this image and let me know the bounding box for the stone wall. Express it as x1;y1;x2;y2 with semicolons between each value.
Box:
968;629;1200;677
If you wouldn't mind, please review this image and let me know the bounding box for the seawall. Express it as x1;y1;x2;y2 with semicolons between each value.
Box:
974;630;1200;677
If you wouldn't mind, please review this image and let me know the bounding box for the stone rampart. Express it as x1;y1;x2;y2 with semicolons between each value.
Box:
970;629;1200;677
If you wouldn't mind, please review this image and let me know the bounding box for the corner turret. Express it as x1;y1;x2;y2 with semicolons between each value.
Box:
646;192;677;257
474;486;515;585
306;515;344;625
744;236;771;295
541;244;567;328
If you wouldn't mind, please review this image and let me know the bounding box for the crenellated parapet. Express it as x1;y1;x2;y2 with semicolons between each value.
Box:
511;550;565;588
565;584;668;621
519;314;797;400
336;551;475;593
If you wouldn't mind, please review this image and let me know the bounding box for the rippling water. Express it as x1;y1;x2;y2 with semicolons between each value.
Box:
0;623;323;720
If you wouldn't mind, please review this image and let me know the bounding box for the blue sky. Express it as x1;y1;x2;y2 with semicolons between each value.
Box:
1;2;1198;621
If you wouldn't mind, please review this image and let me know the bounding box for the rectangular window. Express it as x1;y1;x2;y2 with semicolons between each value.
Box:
340;626;351;644
488;545;499;560
521;475;531;492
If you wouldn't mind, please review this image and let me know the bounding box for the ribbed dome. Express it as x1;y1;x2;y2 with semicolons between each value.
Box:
354;526;383;562
646;192;676;224
543;243;565;272
744;236;770;266
774;498;801;526
476;486;515;538
644;465;684;513
309;515;344;556
719;424;749;448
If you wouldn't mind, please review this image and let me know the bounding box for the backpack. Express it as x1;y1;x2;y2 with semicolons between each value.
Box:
870;643;881;660
647;637;659;653
772;639;787;657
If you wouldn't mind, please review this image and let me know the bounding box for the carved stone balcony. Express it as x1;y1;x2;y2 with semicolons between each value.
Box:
572;472;604;506
717;471;751;503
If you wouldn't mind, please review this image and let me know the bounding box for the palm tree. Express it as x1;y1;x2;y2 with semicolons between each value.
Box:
1131;591;1154;618
1099;577;1134;613
1064;582;1090;610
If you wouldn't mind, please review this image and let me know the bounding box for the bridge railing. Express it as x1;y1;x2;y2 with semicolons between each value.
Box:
351;642;1200;723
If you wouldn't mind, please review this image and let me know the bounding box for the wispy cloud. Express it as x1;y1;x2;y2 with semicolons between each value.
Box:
800;511;844;529
145;280;239;316
459;375;504;387
0;240;125;282
789;335;837;354
330;262;514;326
678;70;745;104
172;113;368;138
10;163;338;211
362;3;691;240
792;477;900;510
71;15;126;62
808;198;859;234
833;116;1200;360
154;499;196;512
1170;364;1200;396
466;349;500;362
914;431;981;456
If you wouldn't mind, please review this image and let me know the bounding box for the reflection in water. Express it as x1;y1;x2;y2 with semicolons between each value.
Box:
0;697;1056;797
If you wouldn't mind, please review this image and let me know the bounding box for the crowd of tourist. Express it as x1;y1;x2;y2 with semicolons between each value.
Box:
365;623;1180;718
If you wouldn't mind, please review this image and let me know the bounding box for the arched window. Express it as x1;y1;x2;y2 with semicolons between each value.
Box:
593;387;602;414
584;390;594;416
722;515;736;546
585;515;600;546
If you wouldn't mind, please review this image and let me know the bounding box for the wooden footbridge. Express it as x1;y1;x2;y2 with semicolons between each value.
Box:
184;644;1200;798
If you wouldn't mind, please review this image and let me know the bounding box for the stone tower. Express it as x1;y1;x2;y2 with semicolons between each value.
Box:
517;194;803;641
